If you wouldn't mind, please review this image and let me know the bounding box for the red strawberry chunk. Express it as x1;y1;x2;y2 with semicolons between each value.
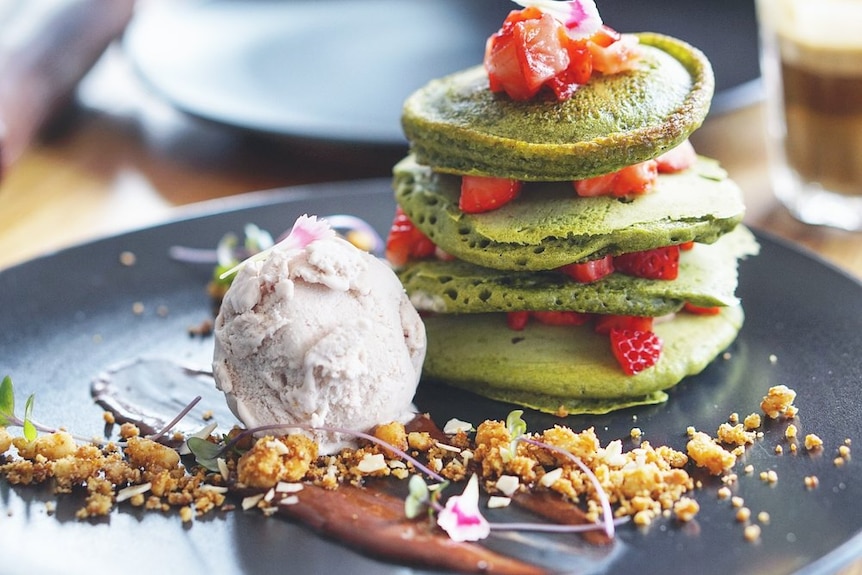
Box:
609;328;662;375
531;311;592;326
460;175;522;213
384;207;436;267
588;35;642;75
573;160;658;197
614;245;680;280
505;310;592;330
594;314;653;335
506;311;530;331
485;10;570;100
655;139;697;173
558;255;614;283
485;8;609;102
683;302;722;315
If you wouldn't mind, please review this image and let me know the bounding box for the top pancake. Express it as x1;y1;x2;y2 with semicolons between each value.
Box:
401;33;714;181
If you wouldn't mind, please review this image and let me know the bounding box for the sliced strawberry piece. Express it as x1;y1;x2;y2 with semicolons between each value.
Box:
588;25;621;48
609;328;662;375
384;207;436;267
573;160;658;197
656;139;697;173
613;160;658;194
572;172;618;197
506;311;530;331
485;10;570;101
679;240;695;251
614;245;680;280
531;311;592;326
460;175;522;213
588;30;642;75
546;39;592;99
594;314;654;335
683;302;722;315
558;255;614;283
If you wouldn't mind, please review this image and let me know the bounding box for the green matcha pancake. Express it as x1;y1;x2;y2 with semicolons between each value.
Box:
394;154;745;271
399;226;758;316
421;305;744;415
402;33;714;181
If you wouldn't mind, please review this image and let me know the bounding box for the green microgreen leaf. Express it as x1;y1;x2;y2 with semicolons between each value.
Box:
0;375;15;421
405;474;430;519
428;480;450;511
186;436;225;472
506;410;527;440
243;223;273;253
22;394;37;442
505;409;528;458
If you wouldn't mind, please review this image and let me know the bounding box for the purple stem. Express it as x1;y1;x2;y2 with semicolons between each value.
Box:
518;436;615;539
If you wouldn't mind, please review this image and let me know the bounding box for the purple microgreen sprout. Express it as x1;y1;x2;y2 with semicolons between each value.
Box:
147;396;203;443
0;377;206;448
187;422;447;484
505;409;616;538
169;215;384;282
1;375;56;442
185;408;622;542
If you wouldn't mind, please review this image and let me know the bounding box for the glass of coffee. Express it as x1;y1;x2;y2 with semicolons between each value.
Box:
755;0;862;230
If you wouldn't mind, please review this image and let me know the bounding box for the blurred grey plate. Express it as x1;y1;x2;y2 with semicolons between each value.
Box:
0;179;860;575
123;0;760;147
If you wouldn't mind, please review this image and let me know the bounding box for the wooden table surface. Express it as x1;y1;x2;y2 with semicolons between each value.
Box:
0;37;860;574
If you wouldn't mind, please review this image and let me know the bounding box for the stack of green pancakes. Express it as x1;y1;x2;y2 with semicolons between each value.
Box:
391;33;758;415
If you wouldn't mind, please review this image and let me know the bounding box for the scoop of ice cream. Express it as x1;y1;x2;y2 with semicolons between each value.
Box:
212;215;426;453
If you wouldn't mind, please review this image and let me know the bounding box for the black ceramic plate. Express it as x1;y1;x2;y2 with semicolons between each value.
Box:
123;0;760;147
1;180;860;575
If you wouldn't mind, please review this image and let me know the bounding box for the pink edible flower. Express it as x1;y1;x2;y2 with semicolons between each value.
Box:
219;214;335;280
512;0;603;39
279;214;336;250
436;475;491;542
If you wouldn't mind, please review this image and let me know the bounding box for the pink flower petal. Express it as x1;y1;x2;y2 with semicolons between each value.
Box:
282;214;336;250
436;475;490;542
512;0;603;39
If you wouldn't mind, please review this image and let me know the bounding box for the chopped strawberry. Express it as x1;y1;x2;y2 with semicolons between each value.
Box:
558;255;614;283
573;160;658;197
485;7;600;102
485;10;571;100
384;207;436;267
679;241;695;251
572;172;617;198
588;29;642;74
683;302;722;315
614;160;658;194
594;314;654;335
614;245;680;280
505;310;592;330
656;139;697;173
531;311;592;326
546;39;592;99
460;175;522;213
588;25;620;48
609;328;662;375
506;311;531;331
